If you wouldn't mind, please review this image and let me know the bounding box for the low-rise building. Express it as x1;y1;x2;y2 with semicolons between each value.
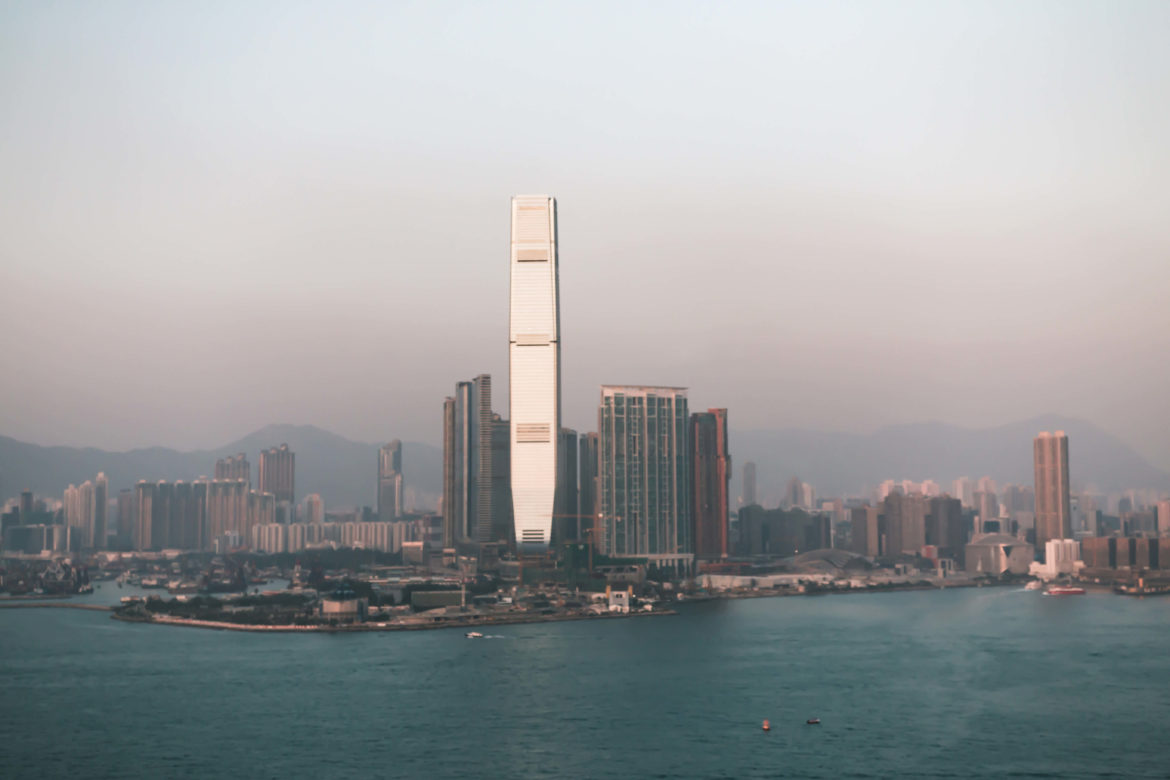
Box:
964;534;1033;576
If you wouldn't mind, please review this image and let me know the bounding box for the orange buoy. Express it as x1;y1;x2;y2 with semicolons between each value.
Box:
762;719;771;732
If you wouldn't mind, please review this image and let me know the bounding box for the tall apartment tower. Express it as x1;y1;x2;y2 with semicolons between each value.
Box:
442;375;494;544
598;386;691;558
692;409;731;560
579;432;599;545
742;461;757;507
378;440;404;522
93;472;108;549
1034;431;1071;558
509;195;561;553
258;445;295;505
215;453;251;484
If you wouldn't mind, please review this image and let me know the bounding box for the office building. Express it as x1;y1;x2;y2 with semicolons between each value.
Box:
259;444;295;506
509;194;561;553
490;414;514;544
691;409;730;560
850;505;881;557
598;386;691;558
554;428;578;543
952;477;974;508
579;432;599;545
378;440;404;522
1034;431;1071;558
742;461;757;507
1158;500;1170;537
215;453;250;484
926;496;964;562
785;477;803;510
881;491;928;556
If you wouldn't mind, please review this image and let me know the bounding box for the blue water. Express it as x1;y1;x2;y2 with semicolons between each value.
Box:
2;587;1168;778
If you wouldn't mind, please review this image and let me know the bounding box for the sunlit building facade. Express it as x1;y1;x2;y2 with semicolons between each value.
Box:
509;195;561;552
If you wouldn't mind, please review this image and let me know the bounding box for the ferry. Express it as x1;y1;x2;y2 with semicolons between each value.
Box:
1044;586;1085;596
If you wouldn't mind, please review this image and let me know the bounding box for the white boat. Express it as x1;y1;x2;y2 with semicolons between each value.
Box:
465;631;484;639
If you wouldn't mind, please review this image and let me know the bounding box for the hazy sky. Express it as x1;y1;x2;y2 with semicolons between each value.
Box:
1;1;1168;467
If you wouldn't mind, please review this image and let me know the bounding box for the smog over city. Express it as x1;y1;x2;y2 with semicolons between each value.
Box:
1;3;1168;779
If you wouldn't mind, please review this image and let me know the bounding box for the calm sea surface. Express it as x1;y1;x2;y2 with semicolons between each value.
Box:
2;585;1168;779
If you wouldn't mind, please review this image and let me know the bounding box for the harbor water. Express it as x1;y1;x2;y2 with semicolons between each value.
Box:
2;586;1167;778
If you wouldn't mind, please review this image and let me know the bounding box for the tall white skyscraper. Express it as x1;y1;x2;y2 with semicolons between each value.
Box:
509;195;561;552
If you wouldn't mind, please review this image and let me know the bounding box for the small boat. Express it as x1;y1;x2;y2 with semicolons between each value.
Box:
806;718;820;725
1045;586;1085;596
762;719;770;732
465;631;484;639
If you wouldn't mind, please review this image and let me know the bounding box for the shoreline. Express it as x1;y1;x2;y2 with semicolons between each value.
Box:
112;608;677;633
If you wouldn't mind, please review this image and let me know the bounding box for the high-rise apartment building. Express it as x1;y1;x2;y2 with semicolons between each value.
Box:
742;461;757;507
207;479;249;544
598;386;691;558
378;440;404;522
303;493;324;524
1034;431;1071;559
691;409;730;560
509;195;561;552
555;428;579;544
93;472;107;549
259;444;295;505
442;375;494;545
215;453;251;484
579;432;599;545
1156;500;1170;537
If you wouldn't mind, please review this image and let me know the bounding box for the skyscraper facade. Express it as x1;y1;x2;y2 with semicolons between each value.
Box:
509;195;561;553
579;432;599;545
691;409;730;560
378;440;404;522
742;461;757;507
442;375;494;544
489;415;513;544
598;386;691;557
555;428;579;544
1034;431;1071;558
93;472;108;549
258;444;295;505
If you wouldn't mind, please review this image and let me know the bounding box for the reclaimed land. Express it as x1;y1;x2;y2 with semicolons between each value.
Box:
111;608;677;633
0;601;113;611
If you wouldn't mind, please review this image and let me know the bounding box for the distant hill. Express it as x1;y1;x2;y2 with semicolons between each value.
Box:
0;424;441;510
733;414;1170;502
4;415;1165;512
